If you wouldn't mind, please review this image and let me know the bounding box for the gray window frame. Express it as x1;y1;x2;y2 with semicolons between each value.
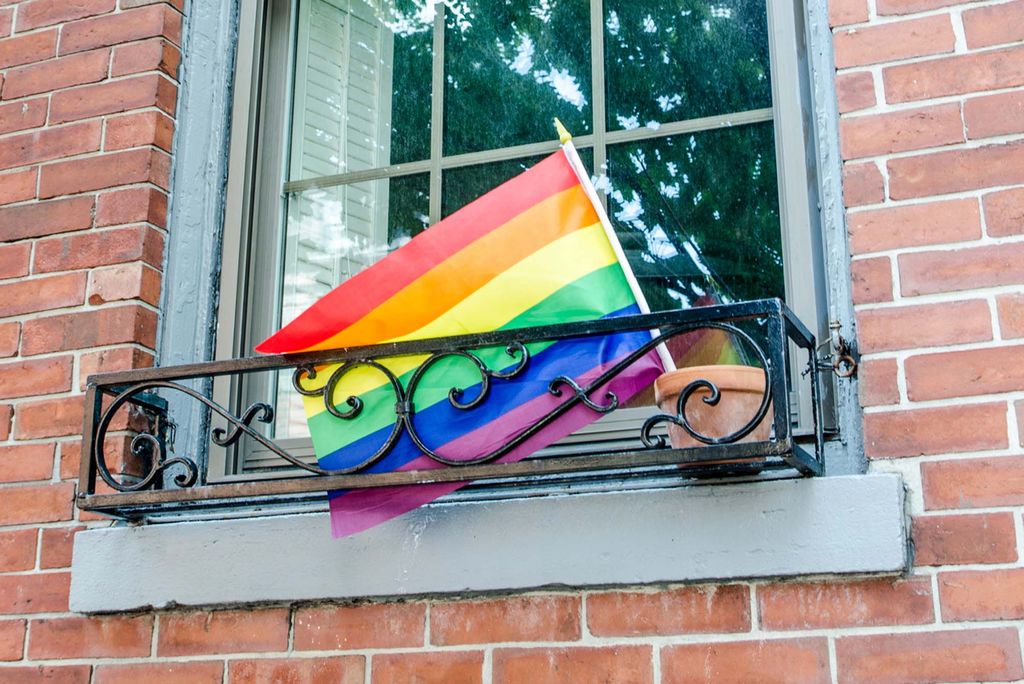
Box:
205;0;851;480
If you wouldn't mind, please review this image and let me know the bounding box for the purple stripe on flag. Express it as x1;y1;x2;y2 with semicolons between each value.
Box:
328;348;664;537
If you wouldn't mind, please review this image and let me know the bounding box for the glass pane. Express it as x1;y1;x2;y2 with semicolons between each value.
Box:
441;148;594;217
443;0;592;156
288;0;432;181
604;0;771;131
603;122;783;313
274;174;430;438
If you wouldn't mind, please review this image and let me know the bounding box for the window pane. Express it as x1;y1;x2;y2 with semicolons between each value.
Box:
604;0;771;131
441;148;594;217
289;0;433;181
604;122;783;312
275;174;430;438
443;0;592;156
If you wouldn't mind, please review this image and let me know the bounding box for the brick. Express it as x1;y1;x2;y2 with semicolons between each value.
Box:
0;244;29;279
58;440;79;480
847;199;980;255
94;662;223;684
230;657;364;684
963;0;1024;49
0;322;16;357
0;273;86;318
87;263;162;307
39;148;170;198
857;300;990;353
587;584;749;637
372;652;480;684
864;403;1007;458
432;595;579;645
39;526;84;569
0;168;37;205
841;104;962;161
891;141;1024;199
16;0;116;32
33;225;164;273
0;666;89;684
1017;400;1024;448
843;162;883;207
13;397;84;439
0;620;24;661
122;0;185;9
836;628;1022;684
829;0;868;26
0;120;101;172
0;529;37;572
939;568;1024;621
0;443;55;482
21;305;158;356
995;294;1024;337
0;29;56;69
907;345;1024;400
0;572;69;613
662;639;830;684
0;196;94;242
834;16;954;69
2;49;109;100
983;187;1024;237
157;608;289;655
294;603;425;650
900;243;1024;296
0;7;9;37
60;5;181;54
96;186;167;228
835;71;875;113
850;257;892;304
111;38;179;78
877;0;959;14
0;405;10;441
965;91;1024;140
885;46;1024;103
914;513;1017;566
844;355;895;423
923;456;1024;509
759;577;932;630
80;347;154;388
50;73;177;125
105;111;174;152
0;97;47;135
29;615;152;659
494;646;653;684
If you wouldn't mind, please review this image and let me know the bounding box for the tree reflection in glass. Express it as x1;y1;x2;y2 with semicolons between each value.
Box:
443;0;592;155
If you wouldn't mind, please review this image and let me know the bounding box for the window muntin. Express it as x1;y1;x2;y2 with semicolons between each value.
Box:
228;0;823;470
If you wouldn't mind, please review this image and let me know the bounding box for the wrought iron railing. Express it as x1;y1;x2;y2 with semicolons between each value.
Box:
78;299;831;519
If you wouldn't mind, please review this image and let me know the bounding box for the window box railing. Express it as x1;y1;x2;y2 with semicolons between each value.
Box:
78;298;828;520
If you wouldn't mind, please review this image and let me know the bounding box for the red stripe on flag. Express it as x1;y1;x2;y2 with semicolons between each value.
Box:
256;151;582;354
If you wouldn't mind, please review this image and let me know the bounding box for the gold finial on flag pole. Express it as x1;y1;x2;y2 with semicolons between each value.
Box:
554;117;572;145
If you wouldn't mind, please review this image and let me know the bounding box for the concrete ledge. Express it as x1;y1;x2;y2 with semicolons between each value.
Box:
70;474;907;613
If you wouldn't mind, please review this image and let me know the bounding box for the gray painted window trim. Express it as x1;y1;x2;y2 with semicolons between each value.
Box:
71;474;908;613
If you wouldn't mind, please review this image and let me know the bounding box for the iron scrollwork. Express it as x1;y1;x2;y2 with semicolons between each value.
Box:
85;300;826;503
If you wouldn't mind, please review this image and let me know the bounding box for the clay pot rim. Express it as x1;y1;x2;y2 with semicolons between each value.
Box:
654;364;766;404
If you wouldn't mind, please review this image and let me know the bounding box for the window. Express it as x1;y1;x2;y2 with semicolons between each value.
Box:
215;0;830;477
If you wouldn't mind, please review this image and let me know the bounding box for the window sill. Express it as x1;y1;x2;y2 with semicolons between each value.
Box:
70;473;907;613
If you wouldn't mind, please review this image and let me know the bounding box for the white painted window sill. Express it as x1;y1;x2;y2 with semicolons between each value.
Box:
70;473;907;613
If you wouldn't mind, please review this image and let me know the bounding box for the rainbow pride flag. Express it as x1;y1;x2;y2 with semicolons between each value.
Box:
258;143;667;537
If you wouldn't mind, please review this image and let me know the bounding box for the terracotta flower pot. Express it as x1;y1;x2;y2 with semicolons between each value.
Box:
653;364;772;449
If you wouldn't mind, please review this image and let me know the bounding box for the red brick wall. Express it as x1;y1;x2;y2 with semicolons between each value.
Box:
0;0;1023;681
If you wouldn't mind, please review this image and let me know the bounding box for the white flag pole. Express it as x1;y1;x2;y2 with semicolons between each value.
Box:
554;119;676;372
